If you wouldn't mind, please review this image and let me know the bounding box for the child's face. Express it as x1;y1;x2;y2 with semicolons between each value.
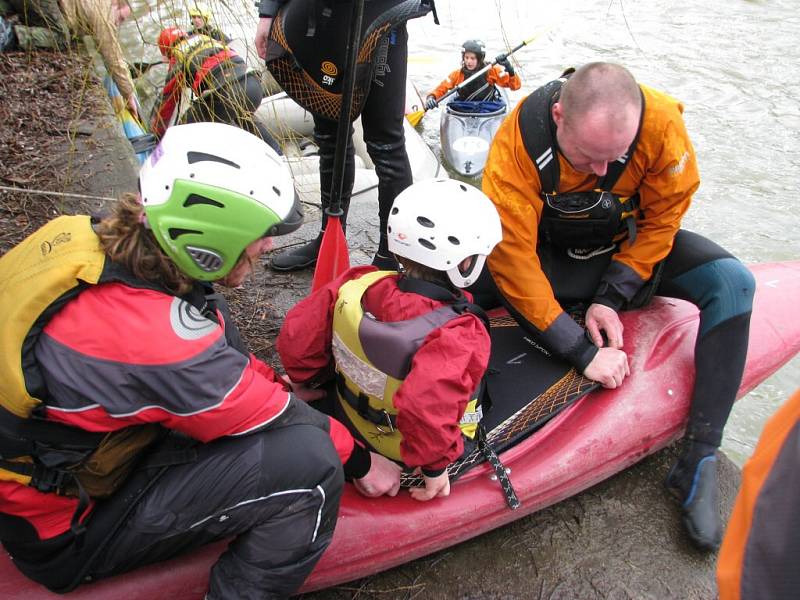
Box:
463;52;479;70
191;15;205;29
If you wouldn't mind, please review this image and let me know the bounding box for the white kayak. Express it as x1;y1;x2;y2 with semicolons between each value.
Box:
439;88;509;177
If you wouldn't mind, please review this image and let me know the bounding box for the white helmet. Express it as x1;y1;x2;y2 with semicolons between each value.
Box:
387;179;502;288
139;122;302;281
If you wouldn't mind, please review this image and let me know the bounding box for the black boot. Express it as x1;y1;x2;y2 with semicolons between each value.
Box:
371;231;399;271
665;442;723;551
269;233;322;271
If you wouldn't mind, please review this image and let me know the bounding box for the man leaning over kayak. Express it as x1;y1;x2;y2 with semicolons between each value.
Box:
477;61;755;552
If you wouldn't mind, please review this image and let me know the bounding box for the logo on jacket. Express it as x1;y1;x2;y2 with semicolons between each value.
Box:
170;297;217;340
40;232;72;256
321;61;338;86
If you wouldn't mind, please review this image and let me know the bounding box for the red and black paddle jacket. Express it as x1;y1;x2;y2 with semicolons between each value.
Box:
151;34;248;137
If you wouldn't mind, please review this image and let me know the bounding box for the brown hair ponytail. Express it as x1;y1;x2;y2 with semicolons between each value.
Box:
95;194;194;296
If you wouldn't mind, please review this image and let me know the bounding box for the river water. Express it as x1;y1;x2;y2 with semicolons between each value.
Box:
119;0;799;464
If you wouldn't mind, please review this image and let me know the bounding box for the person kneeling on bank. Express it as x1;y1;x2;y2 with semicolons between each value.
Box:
0;123;400;598
277;179;502;500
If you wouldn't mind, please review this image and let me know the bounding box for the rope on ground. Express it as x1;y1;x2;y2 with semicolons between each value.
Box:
0;185;115;202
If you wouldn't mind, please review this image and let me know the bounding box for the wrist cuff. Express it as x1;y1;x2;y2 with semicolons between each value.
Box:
343;442;371;479
422;467;446;478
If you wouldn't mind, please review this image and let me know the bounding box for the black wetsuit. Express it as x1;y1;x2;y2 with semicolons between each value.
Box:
311;24;413;256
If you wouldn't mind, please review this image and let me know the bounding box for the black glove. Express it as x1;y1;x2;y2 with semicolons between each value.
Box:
425;95;438;110
498;57;515;77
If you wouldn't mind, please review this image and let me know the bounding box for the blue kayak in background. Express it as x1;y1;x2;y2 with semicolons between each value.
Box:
103;76;157;165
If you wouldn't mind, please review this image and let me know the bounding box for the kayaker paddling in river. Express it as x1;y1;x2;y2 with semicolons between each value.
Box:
425;38;521;108
277;179;501;502
0;123;401;598
477;61;755;551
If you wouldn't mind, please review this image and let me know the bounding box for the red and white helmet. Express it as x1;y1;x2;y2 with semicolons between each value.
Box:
387;179;502;288
158;26;188;57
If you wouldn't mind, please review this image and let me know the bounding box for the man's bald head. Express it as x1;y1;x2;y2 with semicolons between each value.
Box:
558;62;641;133
552;62;642;176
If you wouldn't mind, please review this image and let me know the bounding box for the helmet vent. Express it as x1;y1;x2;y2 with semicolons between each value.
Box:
272;186;281;196
187;246;223;272
186;151;240;169
168;227;202;240
448;236;460;245
184;194;224;208
416;216;435;228
418;239;436;250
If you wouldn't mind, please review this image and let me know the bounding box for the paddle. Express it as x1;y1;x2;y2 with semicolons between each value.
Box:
406;33;541;127
311;0;364;291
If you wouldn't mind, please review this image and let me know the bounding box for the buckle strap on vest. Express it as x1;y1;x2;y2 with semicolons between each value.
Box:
336;372;397;432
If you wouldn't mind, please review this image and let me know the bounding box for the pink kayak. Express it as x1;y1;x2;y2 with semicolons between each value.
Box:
3;261;800;600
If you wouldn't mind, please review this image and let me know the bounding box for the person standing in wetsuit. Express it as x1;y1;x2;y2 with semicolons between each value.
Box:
480;62;755;551
425;38;521;109
254;0;436;271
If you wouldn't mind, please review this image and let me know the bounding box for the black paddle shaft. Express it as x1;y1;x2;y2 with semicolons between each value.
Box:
328;0;365;218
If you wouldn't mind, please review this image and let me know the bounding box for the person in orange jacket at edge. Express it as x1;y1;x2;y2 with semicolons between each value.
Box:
717;388;800;600
424;38;521;109
473;61;755;551
151;26;280;153
0;123;400;599
277;179;502;501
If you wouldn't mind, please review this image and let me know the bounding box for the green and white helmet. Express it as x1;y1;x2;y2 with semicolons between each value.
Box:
139;122;302;281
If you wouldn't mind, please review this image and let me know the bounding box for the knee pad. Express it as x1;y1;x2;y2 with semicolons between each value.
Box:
674;257;755;335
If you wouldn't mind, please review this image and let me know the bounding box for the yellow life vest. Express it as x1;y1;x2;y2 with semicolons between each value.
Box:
332;271;482;462
0;216;162;497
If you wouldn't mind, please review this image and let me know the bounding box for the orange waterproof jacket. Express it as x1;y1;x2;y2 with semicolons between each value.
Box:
717;388;800;600
482;83;699;368
429;64;521;100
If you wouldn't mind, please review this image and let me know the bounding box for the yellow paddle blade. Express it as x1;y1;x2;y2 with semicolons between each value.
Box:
406;109;425;127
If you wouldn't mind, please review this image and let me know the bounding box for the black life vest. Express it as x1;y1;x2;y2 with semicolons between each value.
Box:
457;66;498;101
265;0;434;121
518;73;645;250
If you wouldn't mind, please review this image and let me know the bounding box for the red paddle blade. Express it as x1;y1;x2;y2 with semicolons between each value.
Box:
311;216;350;292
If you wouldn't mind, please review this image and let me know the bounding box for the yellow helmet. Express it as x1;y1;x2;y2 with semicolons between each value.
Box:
188;7;211;22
